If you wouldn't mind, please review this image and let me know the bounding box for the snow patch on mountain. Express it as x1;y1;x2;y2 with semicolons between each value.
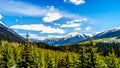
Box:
32;32;91;46
94;26;120;39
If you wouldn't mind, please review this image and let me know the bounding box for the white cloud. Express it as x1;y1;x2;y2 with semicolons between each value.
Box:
0;0;48;17
20;33;46;40
74;27;81;30
61;19;83;28
47;35;55;38
66;18;87;24
61;23;81;28
68;32;80;36
64;0;85;5
85;33;93;37
0;14;2;19
10;24;65;34
85;26;91;31
0;0;87;20
29;34;46;40
43;12;62;22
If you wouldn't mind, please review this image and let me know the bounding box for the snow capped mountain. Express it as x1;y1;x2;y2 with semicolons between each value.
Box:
65;32;86;40
84;33;94;37
29;26;120;46
0;23;24;43
94;27;120;39
41;32;90;46
42;27;120;46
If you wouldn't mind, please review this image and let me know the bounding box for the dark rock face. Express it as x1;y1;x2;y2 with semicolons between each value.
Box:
0;23;24;43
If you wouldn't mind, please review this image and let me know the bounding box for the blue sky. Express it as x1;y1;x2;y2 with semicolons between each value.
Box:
0;0;120;40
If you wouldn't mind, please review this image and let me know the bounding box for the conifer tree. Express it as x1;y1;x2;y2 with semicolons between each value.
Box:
32;45;42;68
16;32;34;68
87;38;99;68
105;49;120;68
65;45;70;68
78;44;88;68
0;45;10;68
7;45;17;67
79;38;99;68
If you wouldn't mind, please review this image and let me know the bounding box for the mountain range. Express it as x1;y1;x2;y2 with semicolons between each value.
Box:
41;33;91;46
94;27;120;39
0;22;120;45
40;27;120;46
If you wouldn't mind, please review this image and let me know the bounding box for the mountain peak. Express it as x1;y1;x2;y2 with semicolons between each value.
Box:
94;26;120;39
0;23;24;43
40;32;90;46
68;32;85;37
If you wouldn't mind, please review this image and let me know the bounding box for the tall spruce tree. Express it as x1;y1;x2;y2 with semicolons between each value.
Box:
78;38;99;68
105;49;120;68
0;46;9;68
78;43;88;68
17;32;34;68
87;38;99;68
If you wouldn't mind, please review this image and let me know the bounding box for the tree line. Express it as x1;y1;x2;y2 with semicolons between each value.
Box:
0;38;120;68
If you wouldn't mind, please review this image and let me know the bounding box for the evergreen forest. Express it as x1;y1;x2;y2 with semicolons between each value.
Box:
0;38;120;68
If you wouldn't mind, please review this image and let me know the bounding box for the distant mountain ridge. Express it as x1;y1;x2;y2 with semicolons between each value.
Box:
94;27;120;39
1;21;120;45
31;27;120;46
0;23;24;43
4;25;118;45
32;32;91;46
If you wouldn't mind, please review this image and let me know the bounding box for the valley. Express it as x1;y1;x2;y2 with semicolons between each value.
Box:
0;0;120;67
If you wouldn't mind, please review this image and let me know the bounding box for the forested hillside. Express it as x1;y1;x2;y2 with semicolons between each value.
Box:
0;39;120;68
59;38;120;56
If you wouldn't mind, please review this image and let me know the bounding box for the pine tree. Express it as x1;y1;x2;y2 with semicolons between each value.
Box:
78;44;88;68
105;49;120;68
16;32;34;68
78;38;99;68
44;51;54;68
87;38;99;68
0;44;10;68
32;45;42;68
65;45;70;68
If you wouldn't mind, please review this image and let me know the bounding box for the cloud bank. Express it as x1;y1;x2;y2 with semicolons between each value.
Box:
0;0;86;22
43;12;62;22
10;24;65;34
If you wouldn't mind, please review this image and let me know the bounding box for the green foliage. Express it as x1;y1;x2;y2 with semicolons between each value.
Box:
78;38;100;68
0;39;120;68
16;38;35;68
104;50;120;68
